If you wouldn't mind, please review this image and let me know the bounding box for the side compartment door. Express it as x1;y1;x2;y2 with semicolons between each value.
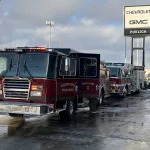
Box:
78;53;100;98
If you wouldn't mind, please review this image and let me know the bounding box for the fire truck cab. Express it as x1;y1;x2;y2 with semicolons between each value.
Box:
0;47;107;120
0;47;78;120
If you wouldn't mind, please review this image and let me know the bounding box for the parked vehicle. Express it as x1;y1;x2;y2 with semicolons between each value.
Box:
105;63;145;97
0;47;78;120
0;47;111;120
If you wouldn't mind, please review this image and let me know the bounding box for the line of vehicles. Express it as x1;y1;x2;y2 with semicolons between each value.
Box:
0;47;145;120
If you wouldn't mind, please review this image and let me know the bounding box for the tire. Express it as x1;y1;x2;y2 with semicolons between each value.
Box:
9;113;24;118
74;96;78;111
122;87;127;98
89;99;97;112
136;89;140;94
148;83;150;89
126;85;131;95
59;100;75;121
122;92;127;98
97;90;104;107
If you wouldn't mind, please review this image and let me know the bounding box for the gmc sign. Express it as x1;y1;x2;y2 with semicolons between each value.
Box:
124;5;150;36
129;20;148;25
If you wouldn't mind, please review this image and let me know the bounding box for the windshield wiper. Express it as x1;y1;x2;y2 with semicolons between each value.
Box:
1;59;13;77
23;60;33;79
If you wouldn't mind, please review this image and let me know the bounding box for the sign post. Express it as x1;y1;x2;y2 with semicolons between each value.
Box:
124;5;150;71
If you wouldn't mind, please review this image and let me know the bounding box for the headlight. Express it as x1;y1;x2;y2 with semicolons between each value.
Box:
0;90;2;95
30;91;42;97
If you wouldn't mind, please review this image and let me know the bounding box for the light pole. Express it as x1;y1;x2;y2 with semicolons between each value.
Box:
60;35;62;48
46;21;54;48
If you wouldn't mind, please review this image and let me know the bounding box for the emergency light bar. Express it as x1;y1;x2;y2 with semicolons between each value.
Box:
4;48;23;52
105;62;113;66
17;47;47;51
113;63;125;66
4;47;47;52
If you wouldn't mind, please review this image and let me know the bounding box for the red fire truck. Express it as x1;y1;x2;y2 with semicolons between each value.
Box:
0;47;110;120
105;62;144;97
104;63;132;97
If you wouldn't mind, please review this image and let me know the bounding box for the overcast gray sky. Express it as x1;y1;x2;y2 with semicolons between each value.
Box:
0;0;150;67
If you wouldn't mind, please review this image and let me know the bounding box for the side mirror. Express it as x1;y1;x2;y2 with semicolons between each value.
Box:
65;58;69;72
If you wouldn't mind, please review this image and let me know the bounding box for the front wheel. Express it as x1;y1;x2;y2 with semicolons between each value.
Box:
59;100;75;121
122;87;127;98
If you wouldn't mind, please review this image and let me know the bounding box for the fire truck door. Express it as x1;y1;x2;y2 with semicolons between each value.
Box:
57;56;78;100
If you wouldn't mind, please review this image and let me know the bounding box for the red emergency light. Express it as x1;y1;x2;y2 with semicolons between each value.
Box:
14;47;47;52
4;47;48;52
17;47;47;51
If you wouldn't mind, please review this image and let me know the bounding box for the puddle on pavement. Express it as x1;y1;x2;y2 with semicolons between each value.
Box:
98;111;129;118
106;100;139;108
0;96;142;138
0;115;25;137
0;126;8;135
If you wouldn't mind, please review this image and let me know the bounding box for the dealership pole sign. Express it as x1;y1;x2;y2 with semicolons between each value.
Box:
124;5;150;36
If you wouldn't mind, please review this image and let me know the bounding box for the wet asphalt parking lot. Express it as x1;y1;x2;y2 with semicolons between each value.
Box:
0;90;150;150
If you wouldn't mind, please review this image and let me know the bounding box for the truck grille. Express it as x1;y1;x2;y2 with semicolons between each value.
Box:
3;79;30;99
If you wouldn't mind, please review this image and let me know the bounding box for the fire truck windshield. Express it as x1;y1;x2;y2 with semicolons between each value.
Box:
108;67;120;77
18;53;49;78
0;52;56;78
0;52;19;77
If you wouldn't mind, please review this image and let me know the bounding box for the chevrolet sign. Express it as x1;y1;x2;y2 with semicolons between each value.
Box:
124;5;150;36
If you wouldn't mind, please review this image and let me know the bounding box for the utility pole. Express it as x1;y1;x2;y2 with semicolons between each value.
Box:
60;35;62;48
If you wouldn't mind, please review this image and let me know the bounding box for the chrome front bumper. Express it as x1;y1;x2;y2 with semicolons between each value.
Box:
0;102;54;116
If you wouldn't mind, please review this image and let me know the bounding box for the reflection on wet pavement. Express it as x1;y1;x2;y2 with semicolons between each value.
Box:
0;91;150;149
0;116;25;137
